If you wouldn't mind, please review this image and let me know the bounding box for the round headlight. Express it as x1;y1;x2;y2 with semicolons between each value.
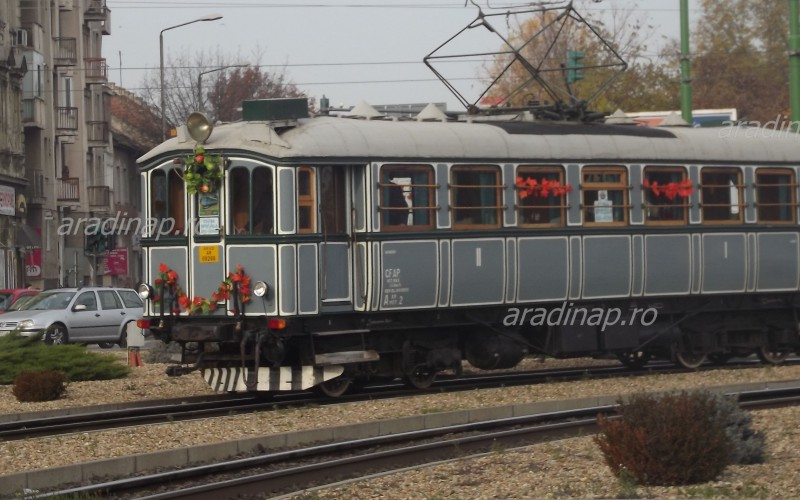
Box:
136;283;153;300
253;281;269;298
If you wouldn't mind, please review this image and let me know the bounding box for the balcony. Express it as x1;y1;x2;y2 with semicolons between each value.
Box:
85;0;111;35
29;169;47;205
58;178;79;202
84;57;108;84
86;120;108;147
54;38;77;67
22;98;46;128
56;107;78;133
88;186;110;209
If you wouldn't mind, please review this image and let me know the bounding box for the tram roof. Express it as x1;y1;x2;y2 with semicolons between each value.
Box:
138;115;800;167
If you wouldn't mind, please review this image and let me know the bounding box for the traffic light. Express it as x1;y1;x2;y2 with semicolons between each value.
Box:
567;49;585;84
85;225;115;255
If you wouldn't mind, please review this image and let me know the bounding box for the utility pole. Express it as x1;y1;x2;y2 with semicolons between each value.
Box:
790;0;800;121
679;0;693;125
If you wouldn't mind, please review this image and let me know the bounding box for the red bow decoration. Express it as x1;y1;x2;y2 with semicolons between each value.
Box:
643;179;694;200
516;177;572;200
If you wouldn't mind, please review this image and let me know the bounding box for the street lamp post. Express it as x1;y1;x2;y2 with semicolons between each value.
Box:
160;14;223;141
197;64;249;114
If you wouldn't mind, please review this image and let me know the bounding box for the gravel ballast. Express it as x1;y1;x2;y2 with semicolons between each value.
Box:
1;358;799;498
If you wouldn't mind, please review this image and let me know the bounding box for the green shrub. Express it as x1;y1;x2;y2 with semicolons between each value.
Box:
0;334;130;385
12;369;67;402
595;391;733;486
714;395;766;465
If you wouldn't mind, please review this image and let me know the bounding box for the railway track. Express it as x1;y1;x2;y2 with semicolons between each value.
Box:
0;358;779;441
32;385;800;499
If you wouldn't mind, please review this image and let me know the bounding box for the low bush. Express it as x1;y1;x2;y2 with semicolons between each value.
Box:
0;334;130;385
595;390;764;486
12;369;67;402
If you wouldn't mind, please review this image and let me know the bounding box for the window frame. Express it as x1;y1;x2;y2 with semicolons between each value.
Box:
149;167;185;237
700;167;744;224
227;165;275;236
378;164;437;231
515;165;568;227
581;166;629;226
297;167;316;234
642;166;691;226
450;165;504;230
755;168;797;224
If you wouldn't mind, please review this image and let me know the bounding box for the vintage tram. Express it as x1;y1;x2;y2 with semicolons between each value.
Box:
135;98;800;395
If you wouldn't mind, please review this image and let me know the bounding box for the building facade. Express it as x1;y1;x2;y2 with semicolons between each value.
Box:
17;0;151;289
0;0;31;288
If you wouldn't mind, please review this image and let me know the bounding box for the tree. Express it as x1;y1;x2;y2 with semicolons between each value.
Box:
475;2;676;114
138;46;307;134
207;66;307;123
691;0;788;122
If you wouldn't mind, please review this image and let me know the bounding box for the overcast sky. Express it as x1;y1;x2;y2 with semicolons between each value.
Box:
102;0;700;112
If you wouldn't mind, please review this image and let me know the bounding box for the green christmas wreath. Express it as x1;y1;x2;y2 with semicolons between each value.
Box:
182;146;223;195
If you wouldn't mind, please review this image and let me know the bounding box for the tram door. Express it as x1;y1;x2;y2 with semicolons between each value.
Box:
318;166;353;308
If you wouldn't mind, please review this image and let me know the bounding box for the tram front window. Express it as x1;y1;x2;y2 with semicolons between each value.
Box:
229;166;274;235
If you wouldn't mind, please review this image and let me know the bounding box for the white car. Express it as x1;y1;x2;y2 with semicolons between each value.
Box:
0;287;143;347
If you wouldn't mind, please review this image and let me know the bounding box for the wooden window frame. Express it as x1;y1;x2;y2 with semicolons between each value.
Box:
642;166;691;226
297;167;316;234
378;164;437;231
228;166;274;236
450;165;504;230
516;165;567;227
755;168;797;224
581;166;629;226
700;167;744;224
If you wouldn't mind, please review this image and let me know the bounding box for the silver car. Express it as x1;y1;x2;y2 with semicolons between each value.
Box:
0;287;143;347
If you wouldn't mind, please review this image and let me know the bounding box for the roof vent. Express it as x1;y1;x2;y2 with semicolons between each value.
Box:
416;103;449;122
242;98;309;122
658;111;691;127
604;109;636;125
343;101;385;120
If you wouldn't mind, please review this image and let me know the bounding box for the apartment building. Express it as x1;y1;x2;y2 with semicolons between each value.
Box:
16;0;152;289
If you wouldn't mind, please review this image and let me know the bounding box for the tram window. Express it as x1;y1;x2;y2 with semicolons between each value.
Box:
643;167;691;225
516;166;567;227
701;168;742;223
149;168;184;236
379;165;435;231
319;166;347;233
451;166;502;229
756;169;796;223
582;166;628;225
229;166;274;235
298;167;316;233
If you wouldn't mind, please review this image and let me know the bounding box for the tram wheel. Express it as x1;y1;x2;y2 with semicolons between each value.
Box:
675;351;707;369
315;377;352;398
755;345;791;365
616;351;651;370
405;366;436;390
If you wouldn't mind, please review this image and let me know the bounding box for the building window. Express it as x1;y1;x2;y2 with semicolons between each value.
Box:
150;168;184;236
756;168;796;223
701;168;743;223
516;166;568;227
229;166;274;235
643;166;692;225
451;165;503;228
582;166;628;225
379;164;436;230
298;167;316;233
